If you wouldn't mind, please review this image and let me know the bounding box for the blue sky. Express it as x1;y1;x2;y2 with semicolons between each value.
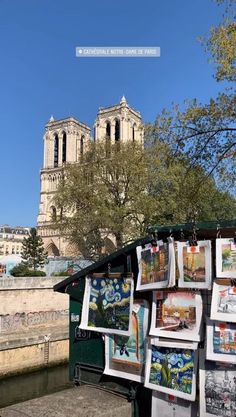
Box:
0;0;227;226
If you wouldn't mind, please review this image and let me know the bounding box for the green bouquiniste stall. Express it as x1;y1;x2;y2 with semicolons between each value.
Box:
54;219;236;417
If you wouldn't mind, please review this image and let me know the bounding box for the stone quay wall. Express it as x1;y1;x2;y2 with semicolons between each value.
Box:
0;276;69;378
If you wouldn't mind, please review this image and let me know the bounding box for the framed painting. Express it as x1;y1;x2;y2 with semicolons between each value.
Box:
216;238;236;278
206;318;236;363
136;239;175;291
104;299;149;382
152;391;198;417
80;273;134;335
145;339;198;401
210;282;236;323
177;240;212;289
199;349;236;417
150;290;203;341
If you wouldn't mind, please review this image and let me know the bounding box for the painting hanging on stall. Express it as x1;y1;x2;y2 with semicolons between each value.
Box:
206;318;236;363
150;290;203;341
104;299;149;382
177;240;212;289
136;239;175;291
210;282;236;323
151;391;198;417
216;238;236;278
199;350;236;417
80;273;134;335
145;339;198;401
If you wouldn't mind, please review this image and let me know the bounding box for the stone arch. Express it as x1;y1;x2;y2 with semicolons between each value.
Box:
54;133;59;167
132;123;137;142
114;118;120;141
46;242;60;256
62;131;67;163
103;237;116;254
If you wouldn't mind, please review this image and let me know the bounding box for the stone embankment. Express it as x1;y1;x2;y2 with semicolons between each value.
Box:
0;276;69;377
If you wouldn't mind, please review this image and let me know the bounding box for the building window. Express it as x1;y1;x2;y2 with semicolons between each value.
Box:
106;122;111;139
62;132;67;163
51;206;57;222
80;136;84;156
54;134;59;167
132;124;136;142
115;120;120;141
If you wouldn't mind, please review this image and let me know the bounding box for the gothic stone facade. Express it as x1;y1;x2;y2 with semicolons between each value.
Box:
37;97;144;256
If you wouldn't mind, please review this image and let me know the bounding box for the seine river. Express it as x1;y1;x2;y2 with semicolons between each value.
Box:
0;364;72;409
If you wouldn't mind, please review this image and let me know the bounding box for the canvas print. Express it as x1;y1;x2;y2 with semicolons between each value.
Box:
136;239;175;291
151;391;198;417
216;238;236;278
80;273;134;335
199;350;236;417
145;339;198;401
177;240;212;289
206;318;236;363
150;291;202;341
104;300;149;382
210;282;236;323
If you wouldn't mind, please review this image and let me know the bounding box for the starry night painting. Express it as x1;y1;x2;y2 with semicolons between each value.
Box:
150;346;195;396
87;274;133;334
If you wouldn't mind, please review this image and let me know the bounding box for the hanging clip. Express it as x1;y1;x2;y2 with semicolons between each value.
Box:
189;226;198;246
216;224;221;239
180;229;185;242
151;229;158;247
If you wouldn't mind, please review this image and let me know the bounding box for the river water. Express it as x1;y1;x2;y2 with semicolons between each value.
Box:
0;364;72;409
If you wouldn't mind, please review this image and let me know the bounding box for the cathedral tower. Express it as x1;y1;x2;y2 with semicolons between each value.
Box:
94;96;144;144
37;116;90;256
37;97;143;256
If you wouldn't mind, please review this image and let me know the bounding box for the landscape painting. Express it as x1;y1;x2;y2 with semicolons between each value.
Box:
80;273;134;335
206;319;236;363
136;240;175;290
177;240;212;289
145;340;197;401
200;352;236;417
210;282;236;323
104;300;149;382
150;291;202;341
216;238;236;278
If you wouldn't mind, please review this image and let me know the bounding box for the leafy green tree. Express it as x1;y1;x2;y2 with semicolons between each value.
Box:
146;0;236;192
53;140;236;258
21;227;47;270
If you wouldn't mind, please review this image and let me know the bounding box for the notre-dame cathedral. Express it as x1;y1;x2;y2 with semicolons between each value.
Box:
37;96;144;256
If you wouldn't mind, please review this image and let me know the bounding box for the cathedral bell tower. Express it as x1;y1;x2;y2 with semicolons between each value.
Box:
37;116;90;256
94;96;144;145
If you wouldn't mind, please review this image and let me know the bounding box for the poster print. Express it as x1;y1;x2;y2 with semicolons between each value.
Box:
150;291;202;341
136;239;175;291
210;282;236;323
151;391;198;417
145;339;198;401
104;300;149;382
199;350;236;417
177;240;212;289
216;238;236;278
206;318;236;363
80;273;134;336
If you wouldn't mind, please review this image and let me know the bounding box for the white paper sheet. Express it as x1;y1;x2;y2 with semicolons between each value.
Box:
216;238;236;278
151;391;198;417
199;349;236;417
80;274;134;335
104;299;149;382
177;240;212;289
206;317;236;363
150;290;203;341
210;281;236;323
136;239;175;291
145;338;198;401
